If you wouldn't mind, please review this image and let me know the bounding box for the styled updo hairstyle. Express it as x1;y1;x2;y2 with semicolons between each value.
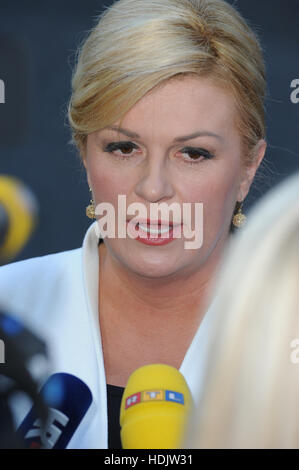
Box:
67;0;266;168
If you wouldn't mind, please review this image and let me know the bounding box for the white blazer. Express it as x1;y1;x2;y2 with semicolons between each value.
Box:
0;222;216;449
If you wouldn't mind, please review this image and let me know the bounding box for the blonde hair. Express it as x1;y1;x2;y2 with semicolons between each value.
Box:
67;0;266;165
184;171;299;448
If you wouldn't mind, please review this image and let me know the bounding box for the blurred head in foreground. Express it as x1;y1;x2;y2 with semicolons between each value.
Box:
184;171;299;448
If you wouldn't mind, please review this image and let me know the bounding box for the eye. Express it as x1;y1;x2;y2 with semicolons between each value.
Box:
180;146;215;164
103;141;139;157
102;141;215;164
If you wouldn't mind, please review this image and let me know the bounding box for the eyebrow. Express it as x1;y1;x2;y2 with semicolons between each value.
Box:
105;126;224;143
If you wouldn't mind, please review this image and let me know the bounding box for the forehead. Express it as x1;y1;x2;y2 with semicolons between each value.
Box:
114;76;238;141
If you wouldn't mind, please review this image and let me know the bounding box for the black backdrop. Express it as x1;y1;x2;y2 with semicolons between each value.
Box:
0;0;299;263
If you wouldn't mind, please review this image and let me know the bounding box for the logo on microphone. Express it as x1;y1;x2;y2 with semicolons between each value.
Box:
24;408;70;449
125;389;184;409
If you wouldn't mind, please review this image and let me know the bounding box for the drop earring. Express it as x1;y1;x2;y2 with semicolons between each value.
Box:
232;201;247;228
86;187;96;219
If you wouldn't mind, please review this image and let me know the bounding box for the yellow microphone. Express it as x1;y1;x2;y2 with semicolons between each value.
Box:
0;175;38;264
120;364;193;449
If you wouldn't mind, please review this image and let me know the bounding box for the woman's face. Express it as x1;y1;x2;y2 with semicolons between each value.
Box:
84;76;265;279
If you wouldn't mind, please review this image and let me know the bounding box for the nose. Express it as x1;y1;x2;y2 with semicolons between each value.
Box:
134;157;175;203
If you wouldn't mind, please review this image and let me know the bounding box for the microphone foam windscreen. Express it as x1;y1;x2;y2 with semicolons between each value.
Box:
120;364;193;449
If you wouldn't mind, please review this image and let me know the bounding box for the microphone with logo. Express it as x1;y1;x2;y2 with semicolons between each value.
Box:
120;364;193;449
17;373;92;449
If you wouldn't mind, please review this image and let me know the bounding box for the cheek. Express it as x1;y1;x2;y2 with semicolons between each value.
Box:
181;166;240;233
88;161;131;204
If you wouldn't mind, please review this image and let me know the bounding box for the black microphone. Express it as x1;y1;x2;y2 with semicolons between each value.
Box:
17;373;93;449
0;311;49;448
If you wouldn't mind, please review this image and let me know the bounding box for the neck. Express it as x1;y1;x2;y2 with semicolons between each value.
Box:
98;233;229;327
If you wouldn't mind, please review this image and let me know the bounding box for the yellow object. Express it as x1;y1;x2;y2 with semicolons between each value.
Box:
120;364;193;449
0;175;37;262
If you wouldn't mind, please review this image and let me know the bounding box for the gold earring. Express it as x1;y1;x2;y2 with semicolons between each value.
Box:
86;188;96;219
232;201;247;228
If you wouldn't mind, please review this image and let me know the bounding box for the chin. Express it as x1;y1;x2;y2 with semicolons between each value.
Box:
124;248;197;281
130;265;181;280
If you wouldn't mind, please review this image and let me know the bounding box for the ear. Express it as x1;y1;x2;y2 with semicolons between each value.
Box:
237;139;267;202
80;149;91;188
81;150;87;169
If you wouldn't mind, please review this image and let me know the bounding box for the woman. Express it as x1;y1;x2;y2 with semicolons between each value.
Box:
0;0;267;449
184;170;299;449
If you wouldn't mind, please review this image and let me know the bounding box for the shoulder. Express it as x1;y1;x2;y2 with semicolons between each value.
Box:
0;248;82;327
0;248;82;286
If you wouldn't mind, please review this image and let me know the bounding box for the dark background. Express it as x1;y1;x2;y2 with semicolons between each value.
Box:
0;0;299;263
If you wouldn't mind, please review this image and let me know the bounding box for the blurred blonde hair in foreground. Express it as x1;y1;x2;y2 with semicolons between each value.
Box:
184;171;299;449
